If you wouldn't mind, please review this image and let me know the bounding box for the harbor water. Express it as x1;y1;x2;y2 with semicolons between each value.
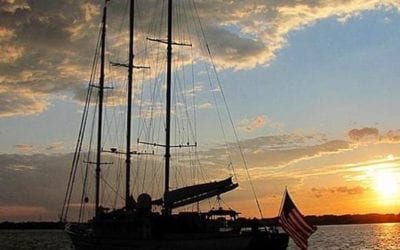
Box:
1;223;400;249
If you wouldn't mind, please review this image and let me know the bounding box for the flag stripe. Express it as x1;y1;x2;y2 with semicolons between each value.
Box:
285;210;312;238
280;215;308;244
290;208;315;233
284;215;309;240
280;215;308;248
281;219;304;244
279;217;307;249
279;190;316;250
288;212;315;235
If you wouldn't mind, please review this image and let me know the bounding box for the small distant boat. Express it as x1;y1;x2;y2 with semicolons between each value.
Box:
61;0;291;249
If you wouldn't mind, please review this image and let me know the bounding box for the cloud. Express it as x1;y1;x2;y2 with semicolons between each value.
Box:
195;0;400;69
0;0;100;117
0;133;399;220
0;153;74;221
239;115;268;133
0;0;30;13
381;129;400;142
348;127;379;141
0;206;48;221
198;102;213;109
14;144;34;153
45;142;64;151
197;134;349;175
348;127;400;143
383;17;392;24
0;26;15;41
7;164;36;172
0;44;24;63
13;142;66;153
0;0;399;117
311;186;368;198
0;89;48;117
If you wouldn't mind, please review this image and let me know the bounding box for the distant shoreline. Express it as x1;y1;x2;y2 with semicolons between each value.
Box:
1;213;400;229
305;213;400;226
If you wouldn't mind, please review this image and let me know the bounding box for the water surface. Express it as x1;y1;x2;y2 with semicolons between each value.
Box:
1;223;399;249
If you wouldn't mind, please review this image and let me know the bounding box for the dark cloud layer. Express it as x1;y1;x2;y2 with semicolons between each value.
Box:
348;127;379;141
198;134;349;172
348;127;400;143
311;186;368;198
0;133;349;221
1;129;399;220
0;153;72;221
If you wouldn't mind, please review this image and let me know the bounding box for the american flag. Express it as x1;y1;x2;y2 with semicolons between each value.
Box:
278;190;316;249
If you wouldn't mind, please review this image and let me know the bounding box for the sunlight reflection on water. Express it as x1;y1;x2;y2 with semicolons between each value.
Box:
289;223;400;250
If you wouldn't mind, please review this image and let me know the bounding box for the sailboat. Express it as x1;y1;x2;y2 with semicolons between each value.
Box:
61;0;290;249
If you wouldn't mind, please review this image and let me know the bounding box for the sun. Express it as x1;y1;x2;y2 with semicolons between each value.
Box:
374;171;398;199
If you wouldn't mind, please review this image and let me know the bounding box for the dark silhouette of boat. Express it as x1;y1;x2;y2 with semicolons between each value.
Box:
61;0;289;249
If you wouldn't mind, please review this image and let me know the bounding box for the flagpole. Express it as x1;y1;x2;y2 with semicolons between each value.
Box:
278;187;287;216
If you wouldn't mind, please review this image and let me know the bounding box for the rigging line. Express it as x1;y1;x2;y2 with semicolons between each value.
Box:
78;96;98;221
189;0;236;179
182;0;211;184
136;44;152;140
174;44;194;144
80;96;99;221
172;64;182;189
192;0;264;218
184;8;197;145
62;24;102;221
186;1;210;186
137;40;154;139
140;78;161;193
102;48;123;151
106;146;124;205
175;59;191;188
209;56;265;218
190;3;232;164
149;156;162;197
113;155;123;208
99;170;125;201
63;49;100;220
138;0;166;195
149;0;167;141
172;5;197;188
203;62;236;179
62;84;93;222
220;196;234;211
101;162;115;205
79;91;97;221
149;10;165;146
64;84;93;222
152;112;164;194
111;0;130;64
180;0;197;146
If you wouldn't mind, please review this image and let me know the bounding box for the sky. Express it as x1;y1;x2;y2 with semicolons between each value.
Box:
1;0;400;221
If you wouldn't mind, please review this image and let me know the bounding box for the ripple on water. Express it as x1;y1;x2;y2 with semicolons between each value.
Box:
0;229;73;250
288;223;400;250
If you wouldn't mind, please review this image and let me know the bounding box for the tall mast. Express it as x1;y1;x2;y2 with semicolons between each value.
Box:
95;0;108;218
125;0;134;208
164;0;173;214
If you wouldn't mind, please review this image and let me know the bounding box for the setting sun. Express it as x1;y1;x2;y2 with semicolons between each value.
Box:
374;171;398;199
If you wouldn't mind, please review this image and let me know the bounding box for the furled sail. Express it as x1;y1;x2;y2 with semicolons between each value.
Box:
154;177;238;209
